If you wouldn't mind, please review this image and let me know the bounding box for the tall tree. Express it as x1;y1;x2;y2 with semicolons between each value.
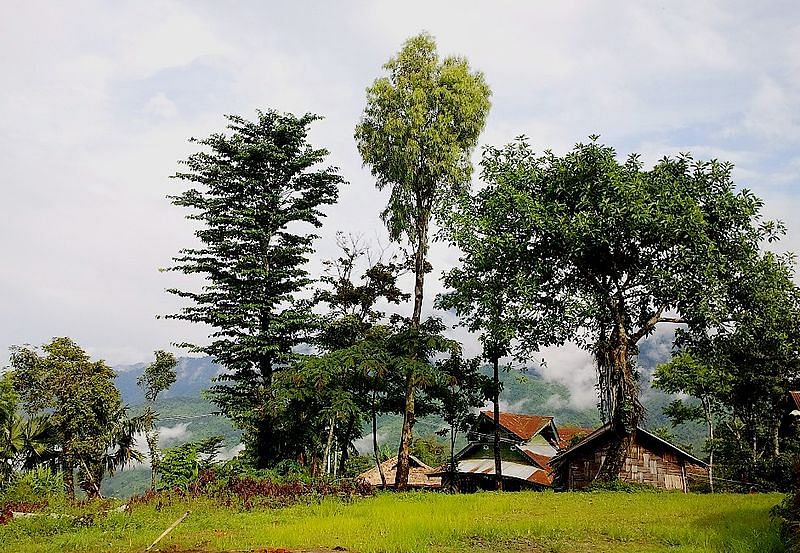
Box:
475;138;777;479
166;110;343;468
9;337;135;499
137;350;178;490
355;32;491;487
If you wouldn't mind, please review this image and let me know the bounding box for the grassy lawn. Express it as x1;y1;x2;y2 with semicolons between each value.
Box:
0;491;785;553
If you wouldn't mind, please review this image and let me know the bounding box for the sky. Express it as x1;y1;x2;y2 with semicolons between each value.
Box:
2;1;799;407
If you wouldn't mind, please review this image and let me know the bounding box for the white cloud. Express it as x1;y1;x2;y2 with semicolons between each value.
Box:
1;0;799;380
158;423;192;446
144;92;178;119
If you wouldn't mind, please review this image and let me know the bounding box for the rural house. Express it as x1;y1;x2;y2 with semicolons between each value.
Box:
435;411;567;491
550;424;708;491
357;455;441;489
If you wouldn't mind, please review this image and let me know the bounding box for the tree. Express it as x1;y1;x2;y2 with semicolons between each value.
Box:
475;137;778;479
166;110;344;468
1;372;56;485
429;353;489;491
9;337;139;499
355;32;491;487
655;252;800;490
287;234;407;477
654;351;729;492
137;350;178;490
438;185;531;490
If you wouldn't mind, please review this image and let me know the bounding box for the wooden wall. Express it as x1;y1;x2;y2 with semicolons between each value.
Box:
565;432;706;491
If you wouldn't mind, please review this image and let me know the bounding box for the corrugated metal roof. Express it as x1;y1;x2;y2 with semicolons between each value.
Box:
790;391;800;411
454;458;553;486
480;411;553;441
517;447;553;471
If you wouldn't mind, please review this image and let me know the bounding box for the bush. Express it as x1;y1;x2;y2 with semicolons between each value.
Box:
0;467;64;505
586;478;659;493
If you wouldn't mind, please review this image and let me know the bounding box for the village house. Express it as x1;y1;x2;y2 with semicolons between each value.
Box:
357;455;441;489
433;411;593;491
550;424;708;491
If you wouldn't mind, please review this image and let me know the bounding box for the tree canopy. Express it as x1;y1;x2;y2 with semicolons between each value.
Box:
355;31;491;488
166;110;344;468
471;137;779;478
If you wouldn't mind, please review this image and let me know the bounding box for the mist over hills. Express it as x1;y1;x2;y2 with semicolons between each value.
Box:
111;328;688;436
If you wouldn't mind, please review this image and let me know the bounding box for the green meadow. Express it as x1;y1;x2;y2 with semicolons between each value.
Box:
0;491;785;553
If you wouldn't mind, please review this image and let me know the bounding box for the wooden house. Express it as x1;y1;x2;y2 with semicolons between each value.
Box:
550;424;708;491
434;411;564;491
357;455;441;489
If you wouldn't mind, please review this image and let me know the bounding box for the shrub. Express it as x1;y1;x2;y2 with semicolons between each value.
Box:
586;478;659;493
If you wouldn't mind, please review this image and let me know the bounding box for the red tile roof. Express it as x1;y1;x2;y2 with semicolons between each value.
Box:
557;427;595;450
481;411;553;441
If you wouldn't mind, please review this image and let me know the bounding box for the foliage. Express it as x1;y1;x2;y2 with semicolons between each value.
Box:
586;478;659;493
655;253;800;490
410;435;448;468
165;109;344;468
9;338;142;499
159;436;225;491
471;137;780;478
0;466;65;506
1;372;56;486
355;31;491;487
137;350;178;490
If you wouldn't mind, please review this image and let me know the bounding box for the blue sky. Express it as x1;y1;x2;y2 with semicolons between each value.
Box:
2;1;799;406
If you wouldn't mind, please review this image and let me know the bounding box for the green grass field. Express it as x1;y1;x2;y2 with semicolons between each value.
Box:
0;491;785;553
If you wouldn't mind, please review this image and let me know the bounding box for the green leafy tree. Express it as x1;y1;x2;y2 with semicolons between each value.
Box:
474;137;777;479
654;351;729;492
656;252;800;490
429;354;489;490
355;32;491;487
166;110;344;468
438;184;532;490
137;350;178;490
9;337;140;499
1;373;56;486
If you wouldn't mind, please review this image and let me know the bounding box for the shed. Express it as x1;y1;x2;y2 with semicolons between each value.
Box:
357;455;441;489
550;425;708;491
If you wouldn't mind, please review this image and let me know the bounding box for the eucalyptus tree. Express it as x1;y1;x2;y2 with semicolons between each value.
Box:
355;32;491;487
137;350;178;490
166;110;344;468
475;137;777;479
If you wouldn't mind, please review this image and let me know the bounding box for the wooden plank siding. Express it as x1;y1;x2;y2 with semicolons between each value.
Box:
565;431;705;491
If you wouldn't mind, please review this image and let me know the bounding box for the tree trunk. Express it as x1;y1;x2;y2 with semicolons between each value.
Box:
492;356;503;491
708;419;715;494
338;416;354;475
372;398;386;487
395;214;428;489
323;415;335;475
61;444;75;502
395;374;416;489
596;318;642;481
